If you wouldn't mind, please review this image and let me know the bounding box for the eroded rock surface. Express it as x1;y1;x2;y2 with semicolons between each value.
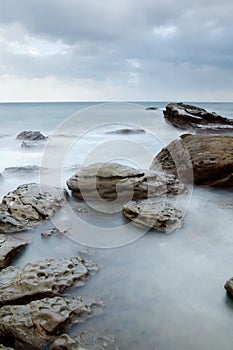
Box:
0;234;29;270
106;128;145;135
67;162;185;201
0;344;14;350
150;134;233;188
0;296;103;350
16;130;48;141
163;103;233;132
50;330;118;350
123;198;184;233
0;256;97;306
0;183;67;233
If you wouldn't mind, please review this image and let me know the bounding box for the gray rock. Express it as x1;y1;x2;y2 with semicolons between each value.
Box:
0;345;14;350
3;166;48;176
0;295;103;350
50;330;118;350
0;256;98;306
224;278;233;297
106;128;145;135
21;140;47;148
123;198;184;233
16;130;48;141
0;183;67;233
67;162;185;201
150;134;233;188
0;234;30;270
163;103;233;132
145;106;158;111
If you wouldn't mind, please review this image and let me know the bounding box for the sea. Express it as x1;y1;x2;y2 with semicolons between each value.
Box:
0;101;233;350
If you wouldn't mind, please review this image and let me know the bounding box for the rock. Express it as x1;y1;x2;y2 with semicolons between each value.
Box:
0;183;67;233
123;198;184;233
145;106;158;111
40;227;64;239
16;130;48;141
224;278;233;297
0;345;14;350
150;134;233;188
3;165;48;176
163;103;233;132
106;128;145;135
0;234;29;270
50;330;118;350
0;295;103;350
67;162;185;201
21;140;46;148
0;256;98;306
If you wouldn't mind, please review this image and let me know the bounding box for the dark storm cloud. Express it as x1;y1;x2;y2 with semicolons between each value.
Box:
0;0;233;99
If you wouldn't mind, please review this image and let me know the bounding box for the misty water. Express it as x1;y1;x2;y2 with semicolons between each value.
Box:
1;102;233;349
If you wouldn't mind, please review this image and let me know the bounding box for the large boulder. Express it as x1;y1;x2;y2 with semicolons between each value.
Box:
0;295;103;350
66;162;185;201
163;103;233;132
123;198;184;233
0;256;97;306
16;130;48;141
150;134;233;188
0;183;67;233
0;234;30;270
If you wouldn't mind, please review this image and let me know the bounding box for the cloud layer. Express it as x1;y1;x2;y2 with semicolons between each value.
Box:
0;0;233;101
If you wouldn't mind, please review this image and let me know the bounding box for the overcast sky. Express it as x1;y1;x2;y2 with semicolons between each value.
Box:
0;0;233;102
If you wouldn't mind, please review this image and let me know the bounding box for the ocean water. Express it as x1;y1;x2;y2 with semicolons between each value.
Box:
0;101;233;349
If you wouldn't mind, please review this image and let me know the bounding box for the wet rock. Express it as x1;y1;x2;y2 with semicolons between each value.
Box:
0;345;14;350
0;256;98;306
0;234;29;270
40;227;65;239
21;140;47;148
0;183;67;233
163;103;233;132
67;162;185;201
106;128;145;135
16;130;48;141
50;330;118;350
224;278;233;297
145;106;158;111
150;134;233;188
0;295;103;350
3;166;48;176
123;198;184;233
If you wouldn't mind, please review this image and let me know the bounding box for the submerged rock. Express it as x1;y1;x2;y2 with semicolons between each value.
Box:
21;140;47;148
163;103;233;132
0;295;103;350
123;198;184;233
0;183;67;233
106;128;145;135
0;256;98;306
50;330;118;350
3;165;48;176
67;162;185;201
145;106;158;111
150;134;233;188
0;234;29;270
16;130;48;141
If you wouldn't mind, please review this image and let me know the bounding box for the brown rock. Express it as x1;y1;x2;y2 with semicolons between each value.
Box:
16;130;48;141
150;134;233;188
163;103;233;132
0;183;67;233
0;234;29;270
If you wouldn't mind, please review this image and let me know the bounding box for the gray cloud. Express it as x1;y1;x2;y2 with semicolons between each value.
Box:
0;0;233;100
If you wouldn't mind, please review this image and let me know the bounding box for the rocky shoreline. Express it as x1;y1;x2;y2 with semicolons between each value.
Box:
0;103;233;349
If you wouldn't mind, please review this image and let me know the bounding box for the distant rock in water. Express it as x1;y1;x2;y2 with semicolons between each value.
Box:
145;106;159;111
16;130;48;141
123;198;184;233
163;103;233;132
66;162;185;201
150;134;233;188
3;165;48;176
0;183;67;233
0;234;30;270
106;128;145;135
21;140;47;148
224;277;233;297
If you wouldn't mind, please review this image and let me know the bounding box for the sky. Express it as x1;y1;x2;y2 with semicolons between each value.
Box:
0;0;233;102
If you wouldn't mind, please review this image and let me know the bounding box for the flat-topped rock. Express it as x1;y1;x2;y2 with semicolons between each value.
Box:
0;234;30;270
3;165;48;176
67;162;185;201
163;103;233;132
16;130;48;141
0;295;103;350
123;198;184;233
106;128;145;135
0;256;97;306
150;134;233;188
0;183;67;233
